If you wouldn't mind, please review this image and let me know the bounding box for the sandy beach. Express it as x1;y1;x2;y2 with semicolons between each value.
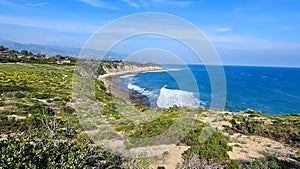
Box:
97;68;163;104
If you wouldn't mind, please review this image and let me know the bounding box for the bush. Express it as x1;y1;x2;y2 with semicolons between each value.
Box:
14;91;26;98
0;133;122;169
180;121;238;168
246;108;255;114
61;106;75;114
244;156;299;169
34;93;52;99
228;112;300;146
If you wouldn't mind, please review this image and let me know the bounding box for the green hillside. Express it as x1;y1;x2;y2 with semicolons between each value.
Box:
0;48;299;168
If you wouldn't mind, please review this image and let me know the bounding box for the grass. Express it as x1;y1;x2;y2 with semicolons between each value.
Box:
0;62;299;168
179;120;240;168
0;63;124;168
0;64;75;133
226;109;300;146
244;156;299;169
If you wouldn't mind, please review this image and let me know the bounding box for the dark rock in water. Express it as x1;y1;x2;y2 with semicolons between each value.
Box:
129;89;150;107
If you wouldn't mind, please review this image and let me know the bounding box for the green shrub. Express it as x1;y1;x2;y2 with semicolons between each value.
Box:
246;108;255;114
184;131;232;162
180;121;238;168
61;106;75;114
0;133;122;169
128;107;179;138
34;93;52;99
229;112;300;146
14;91;26;98
244;156;299;169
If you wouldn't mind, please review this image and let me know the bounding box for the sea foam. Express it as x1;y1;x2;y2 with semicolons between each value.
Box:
127;83;152;95
120;74;136;79
157;86;200;108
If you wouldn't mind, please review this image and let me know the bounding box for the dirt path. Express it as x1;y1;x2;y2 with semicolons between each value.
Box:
215;111;300;165
151;146;190;169
197;110;300;165
162;146;190;169
227;133;300;164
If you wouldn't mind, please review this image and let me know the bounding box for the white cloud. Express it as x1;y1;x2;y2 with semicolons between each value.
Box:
77;0;194;9
121;0;139;8
78;0;116;9
92;17;209;41
201;26;300;51
119;0;195;8
211;34;300;50
215;27;232;33
211;35;260;44
26;2;48;7
0;14;100;33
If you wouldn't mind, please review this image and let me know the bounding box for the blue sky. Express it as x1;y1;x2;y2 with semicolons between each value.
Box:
0;0;300;66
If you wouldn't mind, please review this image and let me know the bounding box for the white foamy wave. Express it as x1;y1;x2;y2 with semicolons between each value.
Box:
141;68;184;73
127;83;152;95
157;86;200;108
120;74;136;79
127;83;145;91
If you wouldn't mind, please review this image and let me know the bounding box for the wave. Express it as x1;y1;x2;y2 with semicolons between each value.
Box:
140;68;184;73
157;86;201;108
127;83;144;91
127;83;152;96
120;74;136;79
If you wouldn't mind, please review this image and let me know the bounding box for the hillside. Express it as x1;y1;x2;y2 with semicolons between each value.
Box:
0;39;125;60
0;51;299;168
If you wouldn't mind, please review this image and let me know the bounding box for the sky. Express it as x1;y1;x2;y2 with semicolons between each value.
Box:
0;0;300;66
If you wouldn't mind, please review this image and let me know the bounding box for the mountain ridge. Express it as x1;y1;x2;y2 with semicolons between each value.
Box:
0;39;125;60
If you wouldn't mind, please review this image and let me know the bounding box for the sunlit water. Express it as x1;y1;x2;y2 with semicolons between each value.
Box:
115;65;300;114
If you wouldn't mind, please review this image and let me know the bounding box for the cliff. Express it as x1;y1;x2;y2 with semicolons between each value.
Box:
98;61;162;75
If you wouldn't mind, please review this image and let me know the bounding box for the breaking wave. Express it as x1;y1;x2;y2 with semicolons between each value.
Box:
127;83;152;95
157;86;201;108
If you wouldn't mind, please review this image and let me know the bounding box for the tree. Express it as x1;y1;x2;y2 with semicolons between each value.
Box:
21;50;29;57
0;45;8;51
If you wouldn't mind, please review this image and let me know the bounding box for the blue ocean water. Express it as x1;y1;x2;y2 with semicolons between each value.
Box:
116;65;300;114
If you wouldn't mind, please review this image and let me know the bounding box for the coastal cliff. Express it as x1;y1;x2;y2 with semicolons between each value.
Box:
98;61;162;75
0;57;299;168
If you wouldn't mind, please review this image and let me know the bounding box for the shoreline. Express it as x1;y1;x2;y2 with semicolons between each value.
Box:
97;65;300;115
97;68;164;80
96;69;300;166
97;68;163;104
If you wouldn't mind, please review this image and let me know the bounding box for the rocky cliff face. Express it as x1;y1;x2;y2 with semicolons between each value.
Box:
99;61;162;75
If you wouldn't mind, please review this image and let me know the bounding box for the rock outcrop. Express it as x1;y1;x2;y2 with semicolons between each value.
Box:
99;61;162;75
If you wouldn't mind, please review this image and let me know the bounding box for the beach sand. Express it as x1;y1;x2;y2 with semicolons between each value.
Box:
97;68;163;104
98;73;132;104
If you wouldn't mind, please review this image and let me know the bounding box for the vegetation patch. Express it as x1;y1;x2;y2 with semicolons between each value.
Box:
0;50;299;168
225;109;300;146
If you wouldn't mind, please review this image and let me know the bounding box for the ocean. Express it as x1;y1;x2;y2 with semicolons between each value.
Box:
115;65;300;114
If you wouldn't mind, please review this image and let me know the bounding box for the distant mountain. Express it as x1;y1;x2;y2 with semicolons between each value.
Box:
0;39;126;60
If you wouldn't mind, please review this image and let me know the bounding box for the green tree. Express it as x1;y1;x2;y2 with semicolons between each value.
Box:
21;50;29;57
0;45;8;51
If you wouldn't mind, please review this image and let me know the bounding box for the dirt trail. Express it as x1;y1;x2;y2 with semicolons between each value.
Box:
197;110;300;165
216;111;300;165
151;146;190;169
162;146;190;169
